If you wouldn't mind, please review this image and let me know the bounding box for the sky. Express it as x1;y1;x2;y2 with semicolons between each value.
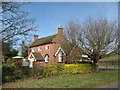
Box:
22;2;118;39
16;2;118;55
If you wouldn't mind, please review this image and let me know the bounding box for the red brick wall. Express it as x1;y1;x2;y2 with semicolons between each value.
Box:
29;42;60;63
35;61;48;66
28;30;68;65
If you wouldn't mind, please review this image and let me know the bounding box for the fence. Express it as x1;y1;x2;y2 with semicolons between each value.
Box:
99;60;120;70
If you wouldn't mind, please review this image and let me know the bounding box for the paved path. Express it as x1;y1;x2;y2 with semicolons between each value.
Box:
98;66;119;89
99;65;120;70
101;81;119;88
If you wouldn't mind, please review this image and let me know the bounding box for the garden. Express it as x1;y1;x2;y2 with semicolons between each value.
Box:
2;60;119;88
3;69;119;88
2;61;92;83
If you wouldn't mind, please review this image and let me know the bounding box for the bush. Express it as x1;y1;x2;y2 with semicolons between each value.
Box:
72;61;80;64
2;63;24;82
21;66;32;78
31;63;91;78
56;63;65;75
32;62;65;78
43;63;65;77
31;62;45;78
14;60;22;68
43;64;57;77
62;64;92;74
77;64;92;74
63;64;78;74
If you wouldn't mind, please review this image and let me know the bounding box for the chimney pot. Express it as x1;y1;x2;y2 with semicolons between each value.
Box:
58;25;63;35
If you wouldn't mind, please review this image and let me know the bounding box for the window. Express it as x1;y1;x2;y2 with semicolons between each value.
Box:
45;54;49;62
31;48;35;52
45;45;50;50
58;52;63;62
38;47;42;51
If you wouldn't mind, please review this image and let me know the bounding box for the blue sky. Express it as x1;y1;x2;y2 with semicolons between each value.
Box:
22;2;118;39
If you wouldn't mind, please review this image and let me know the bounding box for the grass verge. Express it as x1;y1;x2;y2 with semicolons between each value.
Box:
100;54;118;61
3;70;119;88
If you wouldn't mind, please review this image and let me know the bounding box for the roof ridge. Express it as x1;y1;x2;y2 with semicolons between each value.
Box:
37;34;57;40
29;34;58;47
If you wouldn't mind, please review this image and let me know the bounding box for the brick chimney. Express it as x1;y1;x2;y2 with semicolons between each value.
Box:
34;35;38;41
58;25;63;35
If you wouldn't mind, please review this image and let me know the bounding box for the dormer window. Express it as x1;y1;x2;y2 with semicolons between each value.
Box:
45;45;50;50
38;47;42;51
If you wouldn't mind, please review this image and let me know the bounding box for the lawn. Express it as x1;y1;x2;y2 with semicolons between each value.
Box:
100;54;119;61
3;70;119;88
99;54;119;66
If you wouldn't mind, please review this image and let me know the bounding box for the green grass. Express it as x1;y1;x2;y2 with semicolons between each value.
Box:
99;54;119;65
100;54;119;61
3;70;119;88
0;63;2;68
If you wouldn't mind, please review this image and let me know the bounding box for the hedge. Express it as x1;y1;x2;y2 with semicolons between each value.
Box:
32;63;92;78
3;62;92;82
32;63;65;78
2;63;24;82
43;64;57;77
63;64;92;74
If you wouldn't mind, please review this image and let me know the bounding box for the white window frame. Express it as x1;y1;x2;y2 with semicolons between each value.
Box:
31;48;35;52
38;46;42;51
45;55;49;62
45;45;50;50
58;52;62;62
54;47;66;56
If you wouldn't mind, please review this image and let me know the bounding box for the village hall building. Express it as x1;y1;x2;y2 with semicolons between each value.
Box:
28;25;67;67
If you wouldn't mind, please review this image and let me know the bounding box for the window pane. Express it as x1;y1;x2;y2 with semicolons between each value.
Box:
45;45;50;50
38;47;42;51
45;55;49;62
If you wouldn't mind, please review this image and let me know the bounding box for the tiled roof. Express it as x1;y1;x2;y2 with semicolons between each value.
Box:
32;52;44;60
29;34;57;47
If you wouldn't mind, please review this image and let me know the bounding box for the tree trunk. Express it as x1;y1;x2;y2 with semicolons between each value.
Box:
92;61;99;72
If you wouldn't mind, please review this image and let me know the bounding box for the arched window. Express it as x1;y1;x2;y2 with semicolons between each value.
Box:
45;54;49;62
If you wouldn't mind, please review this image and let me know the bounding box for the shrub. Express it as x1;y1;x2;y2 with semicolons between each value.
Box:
43;63;65;77
72;61;79;64
62;64;92;74
56;63;65;75
77;64;92;74
21;66;32;78
43;64;57;77
63;64;78;74
31;62;65;78
2;63;24;82
6;58;14;64
31;63;92;79
31;62;43;78
15;60;22;68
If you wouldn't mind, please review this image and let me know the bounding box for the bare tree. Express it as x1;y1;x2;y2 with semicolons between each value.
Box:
0;2;37;42
64;18;118;71
64;20;82;62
